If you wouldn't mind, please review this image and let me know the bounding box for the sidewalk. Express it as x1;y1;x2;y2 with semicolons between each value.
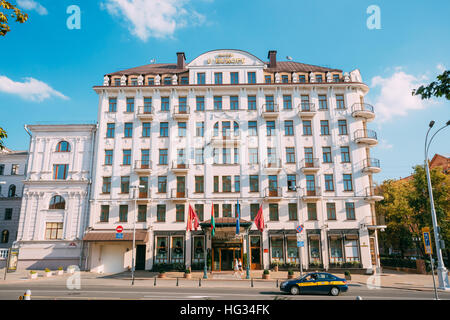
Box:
1;267;447;292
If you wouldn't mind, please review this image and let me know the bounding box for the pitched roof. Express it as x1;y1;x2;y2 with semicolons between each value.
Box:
265;61;341;73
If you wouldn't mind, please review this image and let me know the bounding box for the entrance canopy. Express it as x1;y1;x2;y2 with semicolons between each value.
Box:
200;217;252;240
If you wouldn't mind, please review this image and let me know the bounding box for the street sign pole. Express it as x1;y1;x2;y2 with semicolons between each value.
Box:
296;226;304;276
423;227;438;300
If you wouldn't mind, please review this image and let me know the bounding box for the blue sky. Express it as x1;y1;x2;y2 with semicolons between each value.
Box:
0;0;449;183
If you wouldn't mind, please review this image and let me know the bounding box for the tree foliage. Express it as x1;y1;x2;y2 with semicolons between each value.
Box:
0;127;7;150
0;0;28;36
413;70;450;100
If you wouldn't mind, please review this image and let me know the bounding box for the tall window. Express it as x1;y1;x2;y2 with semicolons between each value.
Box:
327;203;336;220
109;97;117;112
230;72;239;84
249;175;259;192
178;122;187;137
250;204;259;220
222;176;232;192
287;174;296;191
301;95;310;110
161;97;170;111
214;96;222;110
195;204;204;221
341;146;350;163
284;120;294;136
249;148;258;164
345;202;356;220
11;164;19;175
320;120;330;135
248;72;256;84
144;97;152;112
122;149;131;165
214;72;223;84
159;149;168;165
230;96;239;110
234;175;240;192
213;176;219;193
195;176;204;193
336;95;345;109
158;176;167;193
269;204;279;221
338;120;348;135
49;195;65;209
318;95;328;110
265;95;274;111
307;203;317;220
7;185;16;197
248;95;256;110
197;73;205;84
4;208;13;220
0;164;4;175
286;147;295;163
100;205;109;222
119;205;128;222
56;141;70;152
223;204;232;217
126;98;134;112
176;204;185;222
266;121;276;136
234;147;239;164
138;205;147;222
343;174;353;191
142;122;151;137
102;177;111;194
157;205;166;222
248;121;257;136
160;122;169;137
302;120;312;135
324;174;334;191
306;175;315;193
222;148;231;164
196;122;204;137
1;230;9;243
53;164;68;180
120;176;130;193
288;203;298;220
194;148;204;165
45;223;63;240
178;97;187;113
141;149;150;166
106;123;115;138
124;122;133;137
283;95;292;109
196;96;205;111
322;147;332;163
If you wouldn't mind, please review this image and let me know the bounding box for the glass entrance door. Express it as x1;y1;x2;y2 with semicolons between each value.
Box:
220;250;234;270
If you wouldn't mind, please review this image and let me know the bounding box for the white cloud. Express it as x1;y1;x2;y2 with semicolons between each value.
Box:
17;0;48;15
0;75;68;102
101;0;206;41
379;139;393;150
368;70;434;123
437;63;446;73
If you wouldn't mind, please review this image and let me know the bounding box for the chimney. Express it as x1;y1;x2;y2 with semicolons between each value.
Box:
268;50;277;68
177;52;186;69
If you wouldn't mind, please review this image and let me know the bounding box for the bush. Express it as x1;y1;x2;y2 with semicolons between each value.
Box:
288;269;294;275
58;267;63;270
344;271;351;276
29;270;36;274
380;257;416;269
159;270;166;274
45;268;50;272
184;269;191;274
152;263;186;272
263;269;270;275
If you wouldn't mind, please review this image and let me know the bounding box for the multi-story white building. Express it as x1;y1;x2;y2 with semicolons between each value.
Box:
15;124;96;269
0;148;28;249
82;49;384;274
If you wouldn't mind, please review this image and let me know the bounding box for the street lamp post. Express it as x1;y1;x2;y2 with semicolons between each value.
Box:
130;184;146;286
424;120;450;292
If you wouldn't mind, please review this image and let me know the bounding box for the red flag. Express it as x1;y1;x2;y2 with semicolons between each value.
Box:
191;204;200;231
186;205;193;231
188;204;199;231
254;205;264;232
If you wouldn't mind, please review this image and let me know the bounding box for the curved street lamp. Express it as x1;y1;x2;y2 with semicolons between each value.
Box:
424;120;450;293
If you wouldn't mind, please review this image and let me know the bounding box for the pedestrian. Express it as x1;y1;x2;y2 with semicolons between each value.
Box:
234;258;239;274
238;258;243;272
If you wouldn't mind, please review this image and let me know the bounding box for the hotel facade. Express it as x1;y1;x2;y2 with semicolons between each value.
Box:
13;49;384;274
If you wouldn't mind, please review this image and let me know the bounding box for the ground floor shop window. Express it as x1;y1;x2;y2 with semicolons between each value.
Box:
192;236;205;265
270;237;284;264
155;236;168;264
286;238;298;264
344;239;360;263
308;237;322;265
250;236;261;269
329;237;344;264
171;236;184;263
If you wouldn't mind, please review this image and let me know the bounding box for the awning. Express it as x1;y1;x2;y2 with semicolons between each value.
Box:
82;230;149;242
200;217;252;229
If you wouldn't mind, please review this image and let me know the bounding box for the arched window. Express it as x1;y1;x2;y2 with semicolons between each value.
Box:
213;122;219;137
233;121;240;136
49;195;66;210
8;185;16;197
56;141;71;152
1;230;9;243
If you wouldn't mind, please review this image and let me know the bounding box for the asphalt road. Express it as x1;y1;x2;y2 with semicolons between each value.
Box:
1;283;449;300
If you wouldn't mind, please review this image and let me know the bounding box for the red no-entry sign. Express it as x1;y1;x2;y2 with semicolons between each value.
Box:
116;226;123;233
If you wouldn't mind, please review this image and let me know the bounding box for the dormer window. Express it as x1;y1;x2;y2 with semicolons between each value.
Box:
163;77;172;85
130;77;138;86
282;75;289;83
299;75;306;83
114;78;121;86
180;76;189;85
316;74;323;83
265;75;271;83
56;141;71;152
333;74;340;82
147;77;154;85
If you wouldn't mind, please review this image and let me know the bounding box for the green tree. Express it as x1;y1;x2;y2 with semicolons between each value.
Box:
0;127;7;150
0;0;28;36
413;70;450;100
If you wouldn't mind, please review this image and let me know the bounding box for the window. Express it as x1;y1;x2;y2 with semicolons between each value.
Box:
197;73;205;84
104;150;113;165
306;175;316;193
234;147;239;164
320;120;330;135
222;148;231;164
161;97;170;111
300;95;310;111
56;141;70;152
287;174;296;191
156;236;168;263
248;72;256;84
196;96;205;111
106;123;115;138
265;75;271;83
10;164;19;175
265;95;274;111
266;121;276;136
288;203;298;220
142;122;151;137
45;222;63;240
122;149;131;165
144;97;152;113
230;96;239;110
176;204;185;222
341;146;350;163
304;147;314;165
4;208;12;220
102;177;111;194
213;148;219;164
222;121;231;137
138;205;147;222
214;96;222;110
126;98;134;112
322;147;332;163
114;78;121;86
0;164;4;175
338;120;348;135
100;205;109;222
249;148;258;164
248;95;256;110
299;74;306;83
336;95;345;109
269;204;279;221
49;195;65;209
195;204;204;221
109;97;117;112
178;97;187;113
119;205;128;222
316;74;323;83
124;122;133;137
268;175;278;191
248;121;258;136
130;77;138;86
195;176;204;193
324;174;334;191
160;122;169;137
120;176;130;193
214;72;223;84
196;122;204;137
141;149;150;167
282;75;289;83
333;74;340;82
249;175;259;192
307;203;317;220
345;202;356;220
318;95;328;110
302;120;312;135
163;77;171;85
230;72;239;84
195;148;204;164
7;185;16;197
1;230;9;243
178;122;187;137
157;205;166;222
147;77;154;85
180;76;189;85
158;176;167;193
213;176;219;193
53;164;68;180
284;120;294;136
250;204;259;220
171;236;184;263
327;203;336;220
222;176;232;192
223;204;232;217
343;174;353;191
286;147;295;163
267;147;277;165
283;95;292;109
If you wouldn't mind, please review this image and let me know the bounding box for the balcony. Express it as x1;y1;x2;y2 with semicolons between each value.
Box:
261;104;279;119
362;158;381;174
301;158;320;172
137;105;154;121
302;187;321;201
351;103;375;121
134;160;152;174
263;158;282;173
136;189;152;203
170;188;188;202
264;187;283;201
210;134;241;147
171;160;189;174
298;103;316;118
364;185;384;202
353;129;378;146
172;105;190;120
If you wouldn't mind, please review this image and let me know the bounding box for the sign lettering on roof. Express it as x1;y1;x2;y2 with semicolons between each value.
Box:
207;53;245;65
